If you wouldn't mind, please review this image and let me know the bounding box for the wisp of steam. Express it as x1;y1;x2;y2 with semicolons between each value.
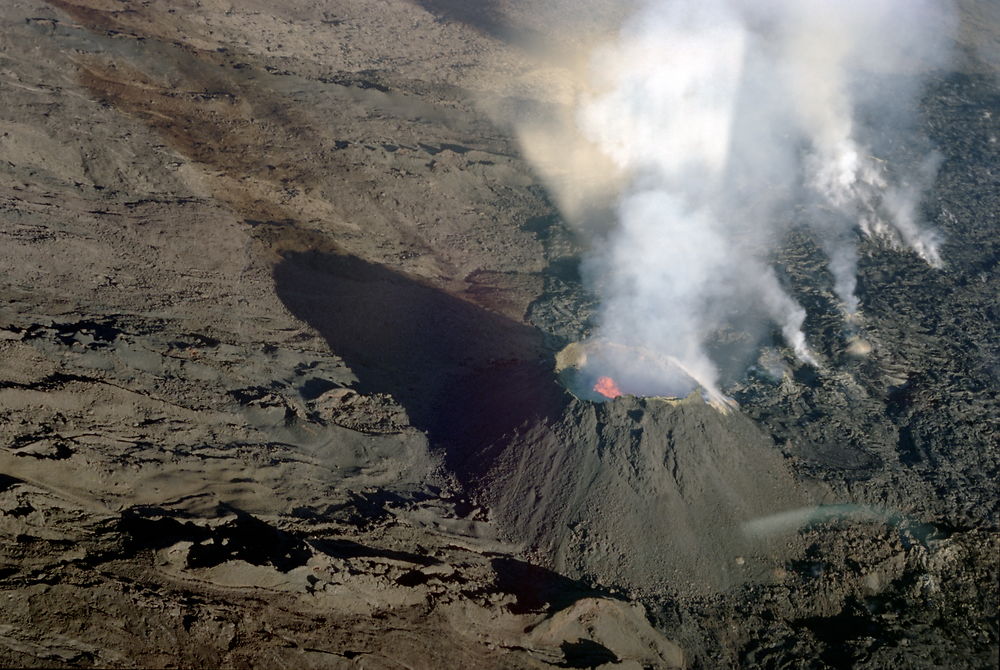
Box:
518;0;955;403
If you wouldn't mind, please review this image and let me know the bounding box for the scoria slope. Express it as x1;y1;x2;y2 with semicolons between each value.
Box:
0;1;996;669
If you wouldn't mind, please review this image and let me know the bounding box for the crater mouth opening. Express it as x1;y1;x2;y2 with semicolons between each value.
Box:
555;339;700;403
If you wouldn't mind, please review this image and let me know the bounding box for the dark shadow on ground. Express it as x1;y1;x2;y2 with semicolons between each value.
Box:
272;250;568;483
410;0;542;44
490;557;612;614
411;0;509;37
120;504;442;572
119;506;311;572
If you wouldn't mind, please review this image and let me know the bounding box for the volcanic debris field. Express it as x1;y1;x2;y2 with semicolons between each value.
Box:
0;1;997;668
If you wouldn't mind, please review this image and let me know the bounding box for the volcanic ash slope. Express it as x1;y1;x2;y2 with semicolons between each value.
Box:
475;394;809;595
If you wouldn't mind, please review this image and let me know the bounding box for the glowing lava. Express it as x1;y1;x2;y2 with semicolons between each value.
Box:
593;376;623;399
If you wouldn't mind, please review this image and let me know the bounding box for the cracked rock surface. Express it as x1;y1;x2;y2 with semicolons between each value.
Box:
0;1;996;668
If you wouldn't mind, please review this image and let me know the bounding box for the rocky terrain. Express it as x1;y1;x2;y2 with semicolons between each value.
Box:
0;1;996;668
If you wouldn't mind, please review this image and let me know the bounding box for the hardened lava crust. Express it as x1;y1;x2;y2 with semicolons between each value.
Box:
0;1;996;668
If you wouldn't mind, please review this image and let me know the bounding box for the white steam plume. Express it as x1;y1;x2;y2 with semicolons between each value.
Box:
525;0;955;400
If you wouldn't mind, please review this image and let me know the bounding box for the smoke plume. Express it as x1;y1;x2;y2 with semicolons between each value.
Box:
517;0;955;401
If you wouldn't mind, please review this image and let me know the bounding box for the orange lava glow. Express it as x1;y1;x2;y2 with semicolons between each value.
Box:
593;376;623;399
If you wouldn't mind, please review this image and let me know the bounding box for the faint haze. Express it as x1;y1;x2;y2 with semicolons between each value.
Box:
501;0;957;400
954;0;1000;73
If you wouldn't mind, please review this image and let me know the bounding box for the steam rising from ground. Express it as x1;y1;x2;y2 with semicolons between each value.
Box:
516;0;955;400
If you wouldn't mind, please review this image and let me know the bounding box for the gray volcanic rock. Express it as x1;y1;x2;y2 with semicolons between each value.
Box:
0;0;686;666
0;476;684;669
477;395;809;595
0;0;996;668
